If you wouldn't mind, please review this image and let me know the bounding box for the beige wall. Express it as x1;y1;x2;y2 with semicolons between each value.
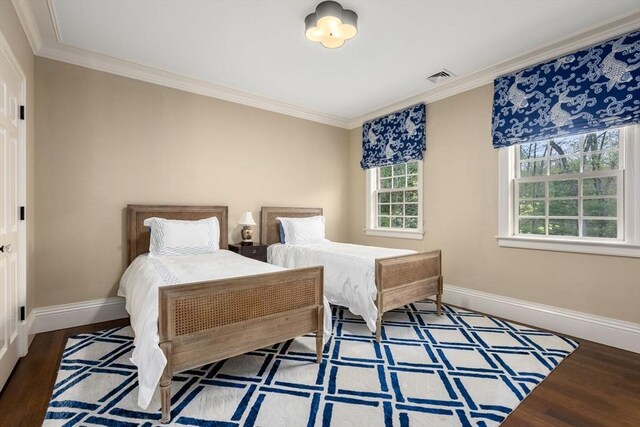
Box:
348;84;640;324
1;3;35;316
35;57;349;307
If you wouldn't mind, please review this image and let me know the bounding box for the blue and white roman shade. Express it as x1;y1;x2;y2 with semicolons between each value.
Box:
360;103;426;169
492;30;640;149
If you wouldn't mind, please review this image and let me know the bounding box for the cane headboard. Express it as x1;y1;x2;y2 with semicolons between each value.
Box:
127;205;228;264
260;207;323;246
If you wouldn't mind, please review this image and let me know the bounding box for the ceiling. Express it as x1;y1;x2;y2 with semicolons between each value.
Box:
18;0;640;127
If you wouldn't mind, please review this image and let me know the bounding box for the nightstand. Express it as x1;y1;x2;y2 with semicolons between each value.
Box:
228;243;268;262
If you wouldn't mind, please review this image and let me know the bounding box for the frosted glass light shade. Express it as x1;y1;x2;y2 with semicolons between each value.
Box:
238;211;256;226
305;1;358;49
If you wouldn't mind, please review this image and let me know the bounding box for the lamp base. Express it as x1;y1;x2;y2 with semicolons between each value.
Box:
240;225;254;244
240;240;253;246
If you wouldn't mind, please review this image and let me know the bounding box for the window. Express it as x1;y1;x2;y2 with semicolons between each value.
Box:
498;125;639;257
366;160;424;239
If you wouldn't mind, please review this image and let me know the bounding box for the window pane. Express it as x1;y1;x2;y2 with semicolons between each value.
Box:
393;177;406;188
405;217;418;229
519;182;545;198
393;164;406;175
549;156;580;174
583;177;617;196
391;191;403;203
407;162;418;174
405;190;418;202
406;174;418;187
520;142;548;160
549;179;578;197
378;216;390;228
549;199;578;216
583;152;619;171
405;204;418;216
519;200;545;216
519;219;545;235
549;219;578;236
391;217;404;228
520;160;547;177
391;204;404;215
583;198;617;217
378;204;390;215
583;130;619;152
378;193;390;204
583;219;617;238
380;178;392;189
549;137;581;156
379;166;392;178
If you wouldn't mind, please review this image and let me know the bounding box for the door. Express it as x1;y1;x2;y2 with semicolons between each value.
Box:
0;42;22;391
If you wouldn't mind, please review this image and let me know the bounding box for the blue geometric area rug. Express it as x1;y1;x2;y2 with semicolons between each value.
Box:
44;301;578;426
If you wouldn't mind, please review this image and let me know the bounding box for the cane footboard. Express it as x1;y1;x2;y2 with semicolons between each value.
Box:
158;267;324;423
375;250;442;341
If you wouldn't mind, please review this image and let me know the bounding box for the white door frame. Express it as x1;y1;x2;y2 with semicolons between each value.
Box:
0;29;28;357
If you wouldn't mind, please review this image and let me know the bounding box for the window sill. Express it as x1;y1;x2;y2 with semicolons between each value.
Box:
496;235;640;258
364;228;424;240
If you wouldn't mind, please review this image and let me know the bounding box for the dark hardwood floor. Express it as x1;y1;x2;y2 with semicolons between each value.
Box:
0;318;638;426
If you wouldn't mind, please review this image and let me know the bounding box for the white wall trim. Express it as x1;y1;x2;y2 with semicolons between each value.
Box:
11;0;43;53
346;11;640;128
31;297;128;335
27;288;640;353
12;0;639;130
444;284;640;353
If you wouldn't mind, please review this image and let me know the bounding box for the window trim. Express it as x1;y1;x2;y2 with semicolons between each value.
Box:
365;161;424;240
497;125;640;257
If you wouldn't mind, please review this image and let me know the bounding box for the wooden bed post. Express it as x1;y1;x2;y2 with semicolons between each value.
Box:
316;268;324;363
316;305;323;363
159;341;172;424
437;274;443;316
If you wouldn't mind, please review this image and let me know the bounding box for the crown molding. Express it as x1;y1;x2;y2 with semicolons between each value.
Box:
346;10;640;129
11;0;42;53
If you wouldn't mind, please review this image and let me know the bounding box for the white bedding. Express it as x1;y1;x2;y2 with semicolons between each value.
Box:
268;242;414;333
118;250;332;410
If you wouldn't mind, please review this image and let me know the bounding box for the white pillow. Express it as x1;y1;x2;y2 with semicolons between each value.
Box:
143;216;220;256
277;216;325;245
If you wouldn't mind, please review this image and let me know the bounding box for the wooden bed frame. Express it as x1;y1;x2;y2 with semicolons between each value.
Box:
126;205;324;423
260;206;442;342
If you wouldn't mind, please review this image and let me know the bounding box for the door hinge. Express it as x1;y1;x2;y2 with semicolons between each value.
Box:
19;105;25;120
20;206;25;221
20;306;25;321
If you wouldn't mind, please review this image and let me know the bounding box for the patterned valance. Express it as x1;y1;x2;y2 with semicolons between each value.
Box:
360;103;426;169
492;30;640;149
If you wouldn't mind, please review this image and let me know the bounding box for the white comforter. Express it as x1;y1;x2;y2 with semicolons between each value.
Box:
118;250;332;409
268;242;414;333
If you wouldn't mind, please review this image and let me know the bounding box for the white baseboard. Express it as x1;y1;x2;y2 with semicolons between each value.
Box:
444;284;640;353
31;297;128;335
27;288;639;353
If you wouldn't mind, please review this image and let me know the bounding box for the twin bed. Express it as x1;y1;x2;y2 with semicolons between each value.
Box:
119;204;443;422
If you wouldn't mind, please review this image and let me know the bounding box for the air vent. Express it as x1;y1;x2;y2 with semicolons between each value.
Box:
427;69;456;84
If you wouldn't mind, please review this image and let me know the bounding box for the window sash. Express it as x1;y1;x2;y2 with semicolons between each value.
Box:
366;161;424;238
513;130;625;241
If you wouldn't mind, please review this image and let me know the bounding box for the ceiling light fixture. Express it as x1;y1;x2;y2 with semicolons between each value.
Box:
305;1;358;49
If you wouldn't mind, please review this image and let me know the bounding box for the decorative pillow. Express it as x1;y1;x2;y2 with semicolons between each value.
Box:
277;216;325;245
278;222;286;243
143;216;220;256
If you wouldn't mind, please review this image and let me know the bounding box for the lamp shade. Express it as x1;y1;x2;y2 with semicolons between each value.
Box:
238;211;256;226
